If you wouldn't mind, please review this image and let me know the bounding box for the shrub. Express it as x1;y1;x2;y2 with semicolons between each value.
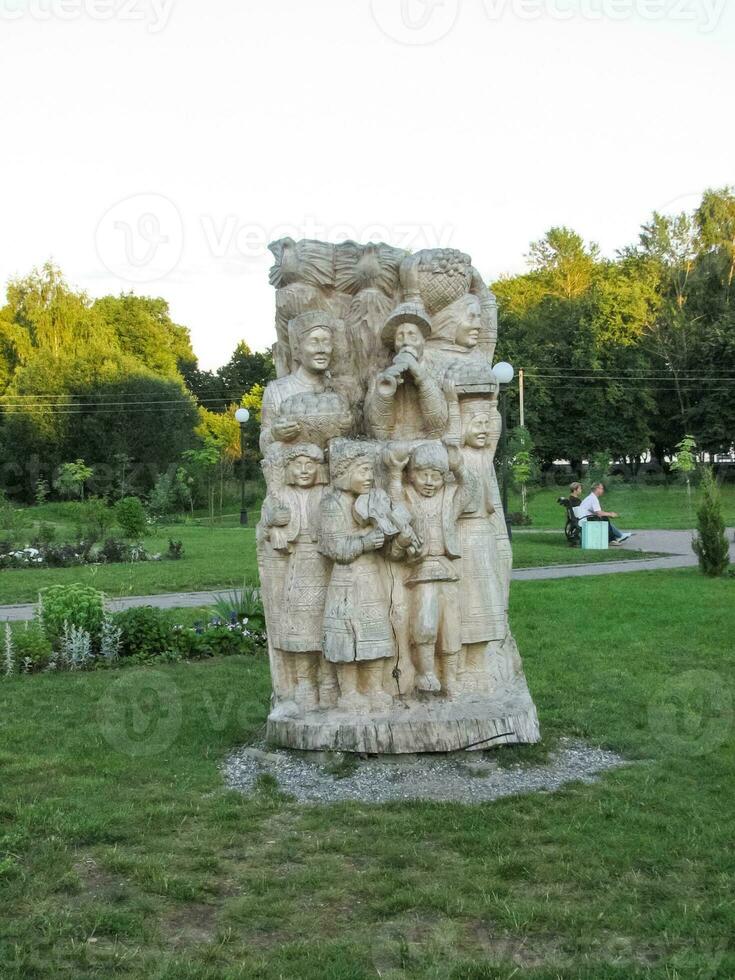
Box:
115;496;148;538
38;584;106;647
114;607;172;659
166;539;184;560
14;623;54;672
0;494;30;543
0;547;45;569
41;543;83;568
34;479;50;505
508;512;532;527
170;621;262;660
211;580;264;629
73;497;114;544
33;522;57;546
149;468;192;517
692;468;730;577
99;537;132;563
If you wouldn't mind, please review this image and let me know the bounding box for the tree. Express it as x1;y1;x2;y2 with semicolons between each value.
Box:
508;426;537;518
192;408;241;517
526;227;599;300
93;293;196;378
671;434;697;509
56;460;93;501
692;468;730;577
0;265;202;500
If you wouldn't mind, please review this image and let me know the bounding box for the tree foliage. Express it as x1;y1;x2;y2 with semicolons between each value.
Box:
692;468;730;577
494;188;735;466
0;264;272;502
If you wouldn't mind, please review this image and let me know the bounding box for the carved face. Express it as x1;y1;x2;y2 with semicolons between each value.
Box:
300;327;333;372
285;455;319;488
393;322;425;359
464;412;491;448
454;299;482;349
409;467;445;498
347;458;375;495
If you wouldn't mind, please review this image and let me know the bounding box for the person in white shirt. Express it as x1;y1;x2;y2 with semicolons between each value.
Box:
577;483;633;544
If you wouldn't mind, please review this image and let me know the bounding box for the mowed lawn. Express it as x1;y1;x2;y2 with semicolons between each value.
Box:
0;524;259;605
509;482;735;531
1;569;734;978
0;517;662;606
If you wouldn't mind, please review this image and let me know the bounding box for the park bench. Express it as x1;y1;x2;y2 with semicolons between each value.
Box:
558;496;581;547
558;496;610;550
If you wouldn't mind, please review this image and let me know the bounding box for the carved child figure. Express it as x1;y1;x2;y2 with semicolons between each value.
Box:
318;440;405;712
388;440;476;698
259;444;336;712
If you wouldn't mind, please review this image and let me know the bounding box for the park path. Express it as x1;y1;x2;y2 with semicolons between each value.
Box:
1;530;732;622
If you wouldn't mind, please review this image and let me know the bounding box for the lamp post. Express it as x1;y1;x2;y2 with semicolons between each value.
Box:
235;407;250;526
493;361;515;541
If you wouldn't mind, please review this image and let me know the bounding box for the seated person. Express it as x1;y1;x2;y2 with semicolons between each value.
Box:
568;481;583;516
577;482;633;544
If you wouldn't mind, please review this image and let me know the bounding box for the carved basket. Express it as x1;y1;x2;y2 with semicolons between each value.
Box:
278;390;352;447
416;249;473;315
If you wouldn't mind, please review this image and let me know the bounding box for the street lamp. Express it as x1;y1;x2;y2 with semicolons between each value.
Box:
235;407;250;526
493;361;515;541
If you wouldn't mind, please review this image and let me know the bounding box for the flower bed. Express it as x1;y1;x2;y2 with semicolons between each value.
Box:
0;537;184;570
2;585;266;677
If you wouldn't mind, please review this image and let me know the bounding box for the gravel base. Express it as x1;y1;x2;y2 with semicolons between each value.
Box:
222;738;627;805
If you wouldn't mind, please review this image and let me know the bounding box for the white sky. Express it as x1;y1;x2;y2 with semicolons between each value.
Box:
1;0;733;368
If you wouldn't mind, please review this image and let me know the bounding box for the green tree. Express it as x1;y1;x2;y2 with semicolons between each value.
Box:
93;293;196;378
692;468;730;577
56;459;93;501
508;425;537;518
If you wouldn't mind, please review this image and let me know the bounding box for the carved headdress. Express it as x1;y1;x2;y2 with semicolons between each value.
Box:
328;438;379;489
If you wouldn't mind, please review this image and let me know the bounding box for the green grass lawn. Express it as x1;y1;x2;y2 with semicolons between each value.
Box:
510;482;735;531
511;532;660;569
0;520;659;606
0;525;259;605
1;569;734;978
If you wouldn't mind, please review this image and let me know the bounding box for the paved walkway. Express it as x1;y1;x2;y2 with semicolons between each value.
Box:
514;529;734;581
1;530;731;622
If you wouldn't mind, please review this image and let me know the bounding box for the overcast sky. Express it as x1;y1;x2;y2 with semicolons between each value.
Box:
1;0;733;368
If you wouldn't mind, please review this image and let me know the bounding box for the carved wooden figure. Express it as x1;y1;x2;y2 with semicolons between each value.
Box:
318;440;397;713
259;444;337;715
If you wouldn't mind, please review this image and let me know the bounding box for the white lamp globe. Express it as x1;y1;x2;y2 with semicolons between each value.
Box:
493;361;514;385
235;408;250;424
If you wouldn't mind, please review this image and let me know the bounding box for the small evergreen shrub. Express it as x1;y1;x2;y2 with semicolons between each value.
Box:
692;468;730;577
115;496;148;538
166;539;184;560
